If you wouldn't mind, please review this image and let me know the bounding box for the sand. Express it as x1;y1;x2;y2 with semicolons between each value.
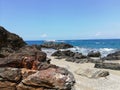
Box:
49;56;120;90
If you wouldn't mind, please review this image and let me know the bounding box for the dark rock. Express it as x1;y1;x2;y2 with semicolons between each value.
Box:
87;51;101;57
52;50;87;63
0;26;26;51
103;51;120;60
52;50;86;59
94;63;120;70
74;52;87;59
22;67;75;90
40;42;73;49
66;57;88;63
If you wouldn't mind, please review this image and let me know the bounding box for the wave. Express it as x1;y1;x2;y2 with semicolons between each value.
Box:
63;46;117;57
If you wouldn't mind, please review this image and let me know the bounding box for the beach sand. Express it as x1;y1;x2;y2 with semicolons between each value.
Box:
49;56;120;90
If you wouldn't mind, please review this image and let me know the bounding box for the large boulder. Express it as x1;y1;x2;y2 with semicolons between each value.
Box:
0;46;47;69
0;26;26;57
103;51;120;60
94;63;120;70
22;67;75;90
0;67;22;90
40;42;73;49
75;68;109;78
87;51;101;57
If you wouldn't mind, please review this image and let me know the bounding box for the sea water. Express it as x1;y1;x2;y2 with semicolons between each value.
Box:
26;39;120;57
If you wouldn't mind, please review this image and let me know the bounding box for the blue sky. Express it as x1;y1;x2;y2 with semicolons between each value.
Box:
0;0;120;40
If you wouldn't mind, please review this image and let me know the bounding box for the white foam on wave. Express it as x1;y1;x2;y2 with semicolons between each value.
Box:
65;47;117;57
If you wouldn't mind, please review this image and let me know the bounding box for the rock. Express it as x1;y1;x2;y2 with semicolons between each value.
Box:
52;50;87;63
17;83;44;90
0;81;16;90
0;47;14;58
0;67;22;82
74;52;87;59
0;26;75;90
103;51;120;60
87;58;103;63
40;42;73;49
21;68;37;79
0;67;21;90
95;62;120;70
75;68;109;78
0;26;26;51
0;46;47;70
66;57;88;63
87;51;101;57
52;50;86;59
22;67;75;90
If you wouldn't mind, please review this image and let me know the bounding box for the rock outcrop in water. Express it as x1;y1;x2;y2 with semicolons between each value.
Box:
0;26;75;90
103;51;120;60
87;51;101;57
40;42;73;49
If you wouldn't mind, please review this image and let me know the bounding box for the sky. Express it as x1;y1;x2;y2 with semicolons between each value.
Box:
0;0;120;40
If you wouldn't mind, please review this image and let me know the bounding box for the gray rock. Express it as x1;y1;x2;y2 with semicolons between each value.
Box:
95;62;120;70
75;68;109;78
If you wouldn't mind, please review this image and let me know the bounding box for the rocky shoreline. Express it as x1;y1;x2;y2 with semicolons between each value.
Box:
0;26;120;90
0;26;75;90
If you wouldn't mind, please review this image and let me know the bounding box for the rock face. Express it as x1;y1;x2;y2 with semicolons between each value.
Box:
87;51;101;57
40;42;73;49
103;51;120;60
0;26;26;57
75;68;109;78
52;50;87;63
22;67;75;90
94;63;120;70
0;46;75;90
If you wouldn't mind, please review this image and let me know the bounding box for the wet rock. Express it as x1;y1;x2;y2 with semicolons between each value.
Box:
40;42;73;49
94;62;120;70
75;68;109;78
103;51;120;60
0;26;26;51
22;67;75;90
87;51;101;57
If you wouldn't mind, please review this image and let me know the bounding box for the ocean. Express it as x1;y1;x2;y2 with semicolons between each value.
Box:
26;39;120;57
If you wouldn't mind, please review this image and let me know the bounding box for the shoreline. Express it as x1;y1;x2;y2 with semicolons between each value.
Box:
50;56;120;90
43;49;120;90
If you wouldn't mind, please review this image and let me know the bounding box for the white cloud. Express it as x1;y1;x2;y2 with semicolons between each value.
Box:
40;33;47;38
